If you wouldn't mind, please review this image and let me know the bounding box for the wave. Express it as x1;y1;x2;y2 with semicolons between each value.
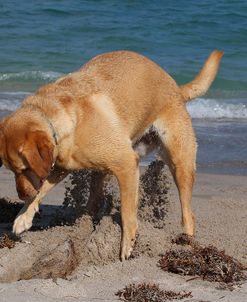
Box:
0;71;62;82
0;92;30;113
187;98;247;119
0;92;247;120
0;100;21;112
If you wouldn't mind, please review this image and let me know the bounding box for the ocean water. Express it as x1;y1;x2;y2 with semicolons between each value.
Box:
0;0;246;175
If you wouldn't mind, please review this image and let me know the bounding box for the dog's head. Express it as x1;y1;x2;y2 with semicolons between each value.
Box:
0;118;54;201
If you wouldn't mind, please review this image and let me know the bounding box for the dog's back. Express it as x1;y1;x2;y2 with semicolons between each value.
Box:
28;51;183;140
30;50;222;140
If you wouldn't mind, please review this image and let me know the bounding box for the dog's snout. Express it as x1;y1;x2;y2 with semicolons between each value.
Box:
17;189;36;201
17;185;38;201
15;173;39;201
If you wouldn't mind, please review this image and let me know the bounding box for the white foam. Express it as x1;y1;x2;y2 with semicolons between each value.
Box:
187;98;247;119
0;92;30;112
0;71;62;81
0;99;20;111
1;92;247;120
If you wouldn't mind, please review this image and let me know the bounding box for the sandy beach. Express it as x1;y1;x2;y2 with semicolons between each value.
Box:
0;166;246;302
1;0;247;301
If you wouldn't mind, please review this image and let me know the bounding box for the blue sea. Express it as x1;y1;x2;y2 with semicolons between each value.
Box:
0;0;246;175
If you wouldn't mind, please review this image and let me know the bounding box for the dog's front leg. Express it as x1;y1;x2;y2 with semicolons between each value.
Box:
13;167;68;235
112;152;140;261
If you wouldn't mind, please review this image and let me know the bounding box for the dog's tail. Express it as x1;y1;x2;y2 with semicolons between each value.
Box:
180;50;224;102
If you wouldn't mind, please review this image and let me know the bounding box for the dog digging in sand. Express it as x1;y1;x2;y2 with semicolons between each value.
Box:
0;50;223;260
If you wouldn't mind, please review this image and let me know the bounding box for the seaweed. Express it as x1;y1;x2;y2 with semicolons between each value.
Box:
171;233;194;246
159;234;247;287
116;282;192;301
0;233;16;249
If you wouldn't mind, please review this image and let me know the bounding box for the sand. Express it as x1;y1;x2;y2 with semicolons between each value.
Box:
0;164;246;302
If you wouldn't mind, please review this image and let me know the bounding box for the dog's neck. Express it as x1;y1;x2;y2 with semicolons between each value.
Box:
42;114;58;146
35;110;59;170
22;104;59;146
37;112;59;148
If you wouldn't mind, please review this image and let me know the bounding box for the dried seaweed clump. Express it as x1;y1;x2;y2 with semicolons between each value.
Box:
159;243;247;285
171;233;194;246
0;233;16;249
116;282;192;301
0;198;23;223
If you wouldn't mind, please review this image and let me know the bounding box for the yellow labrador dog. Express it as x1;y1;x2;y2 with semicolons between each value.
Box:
0;50;223;260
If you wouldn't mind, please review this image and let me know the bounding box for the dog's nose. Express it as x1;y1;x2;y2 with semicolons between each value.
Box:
17;187;38;201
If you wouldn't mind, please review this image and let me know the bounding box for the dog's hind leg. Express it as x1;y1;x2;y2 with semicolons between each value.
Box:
86;170;106;218
13;167;68;235
154;106;197;236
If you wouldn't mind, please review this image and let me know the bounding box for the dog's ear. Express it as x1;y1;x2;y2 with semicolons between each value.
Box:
21;131;54;179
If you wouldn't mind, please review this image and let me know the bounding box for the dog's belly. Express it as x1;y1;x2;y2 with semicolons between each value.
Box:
133;126;163;159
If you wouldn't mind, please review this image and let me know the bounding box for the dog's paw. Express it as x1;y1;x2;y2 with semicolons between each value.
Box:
13;212;33;235
121;243;133;261
120;237;136;261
